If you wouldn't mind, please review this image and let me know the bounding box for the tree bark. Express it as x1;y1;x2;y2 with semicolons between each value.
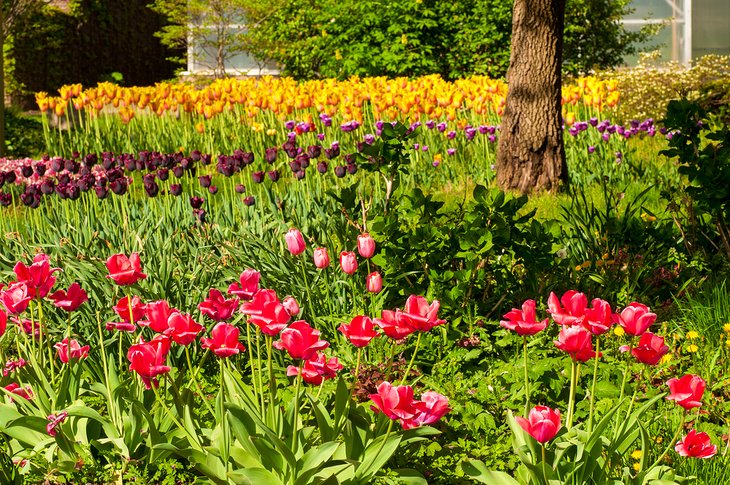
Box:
496;0;567;194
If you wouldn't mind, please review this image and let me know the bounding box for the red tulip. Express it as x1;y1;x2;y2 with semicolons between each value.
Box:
282;296;300;316
106;253;147;286
631;332;669;365
1;282;32;315
198;289;239;322
46;411;68;437
616;302;656;336
49;283;88;312
141;300;177;333
13;253;60;299
666;374;705;409
127;335;172;389
369;381;420;422
285;228;306;256
240;289;291;336
547;290;588;326
339;315;379;347
286;351;343;385
397;295;446;332
113;295;146;323
227;269;260;301
3;383;33;401
0;309;6;337
500;299;549;336
374;310;415;340
515;405;561;443
582;298;613;335
554;326;596;362
13;316;42;337
273;320;329;360
200;322;246;358
366;272;383;293
407;391;450;429
3;358;26;376
105;321;137;333
54;338;90;363
164;312;203;346
339;251;358;274
357;233;376;259
675;430;717;458
313;248;330;269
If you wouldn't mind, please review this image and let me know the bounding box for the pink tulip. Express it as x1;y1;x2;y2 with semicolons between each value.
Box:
200;322;246;358
339;251;358;274
631;332;669;365
666;374;705;410
13;253;60;299
164;312;203;346
0;282;32;315
106;253;147;286
554;326;596;362
240;289;291;336
140;300;177;333
282;296;300;316
374;309;415;340
228;269;260;300
397;295;446;332
286;351;343;385
675;430;717;458
515;406;561;443
285;228;306;256
407;391;450;429
127;335;171;389
198;289;239;322
54;338;90;363
113;295;146;323
49;282;88;312
366;272;383;293
339;315;379;347
46;411;68;437
547;290;588;326
616;302;656;336
357;233;376;258
313;248;330;269
500;299;549;336
273;320;329;360
582;298;613;335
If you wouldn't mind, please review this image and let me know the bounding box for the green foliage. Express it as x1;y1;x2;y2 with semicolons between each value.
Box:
5;108;44;158
246;0;652;80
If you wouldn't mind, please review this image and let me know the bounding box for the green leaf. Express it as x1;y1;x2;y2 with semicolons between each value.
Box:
228;467;286;485
462;460;520;485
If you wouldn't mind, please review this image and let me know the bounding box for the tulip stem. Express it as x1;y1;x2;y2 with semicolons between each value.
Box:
541;444;549;484
523;336;530;417
151;378;202;450
266;336;276;427
588;337;600;434
291;361;304;454
374;418;395;465
649;410;686;470
625;367;644;422
185;346;215;418
243;318;260;412
299;259;314;322
96;316;119;432
400;332;422;386
566;360;579;430
256;328;265;413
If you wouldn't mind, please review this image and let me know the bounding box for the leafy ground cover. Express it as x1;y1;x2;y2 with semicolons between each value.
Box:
0;64;729;483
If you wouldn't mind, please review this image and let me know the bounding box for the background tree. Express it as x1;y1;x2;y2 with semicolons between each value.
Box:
495;0;567;193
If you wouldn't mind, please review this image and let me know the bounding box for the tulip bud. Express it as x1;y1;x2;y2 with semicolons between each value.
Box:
313;247;330;269
282;296;300;316
357;233;376;258
366;272;382;293
285;229;306;256
340;251;358;275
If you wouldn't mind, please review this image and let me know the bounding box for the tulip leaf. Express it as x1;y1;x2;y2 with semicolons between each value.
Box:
462;460;520;485
353;432;402;481
228;467;286;485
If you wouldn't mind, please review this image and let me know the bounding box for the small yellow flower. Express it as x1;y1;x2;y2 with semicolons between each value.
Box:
633;462;640;472
687;344;699;353
631;450;642;460
660;353;672;364
401;34;408;44
656;435;664;444
686;330;699;339
266;128;277;136
723;323;730;333
335;49;342;61
726;339;730;348
602;253;609;260
614;326;626;337
581;261;591;269
433;153;442;163
575;265;583;272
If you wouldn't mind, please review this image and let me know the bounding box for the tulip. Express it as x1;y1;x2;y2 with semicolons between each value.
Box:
105;321;137;333
285;228;306;256
0;309;6;337
397;295;446;332
666;374;705;409
127;335;172;389
616;302;656;336
286;351;343;385
313;248;330;269
282;296;300;316
228;269;260;301
339;251;358;274
407;391;450;429
273;320;329;360
49;283;88;312
54;338;90;363
366;272;383;293
515;406;561;443
106;253;147;286
339;315;379;347
369;381;420;423
554;326;596;362
164;312;204;346
240;289;291;336
1;282;33;315
500;299;549;336
547;290;588;326
3;358;27;376
113;295;146;323
582;298;613;335
374;309;415;340
46;411;68;437
357;233;376;259
13;253;60;299
3;383;33;401
675;430;717;458
631;332;669;365
198;289;239;322
200;322;246;358
140;300;177;333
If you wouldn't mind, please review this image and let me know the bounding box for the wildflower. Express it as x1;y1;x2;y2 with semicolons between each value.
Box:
686;330;698;340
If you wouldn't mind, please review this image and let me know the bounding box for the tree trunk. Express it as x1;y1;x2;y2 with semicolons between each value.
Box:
496;0;567;194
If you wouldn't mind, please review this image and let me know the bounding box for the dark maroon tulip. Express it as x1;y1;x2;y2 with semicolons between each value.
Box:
172;166;184;178
335;166;346;178
317;161;328;173
268;170;280;182
110;179;128;195
265;147;278;163
94;186;108;199
198;175;212;188
294;170;305;180
34;163;47;177
307;145;322;159
347;163;358;175
169;184;182;196
252;171;264;183
190;196;204;209
243;195;255;206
